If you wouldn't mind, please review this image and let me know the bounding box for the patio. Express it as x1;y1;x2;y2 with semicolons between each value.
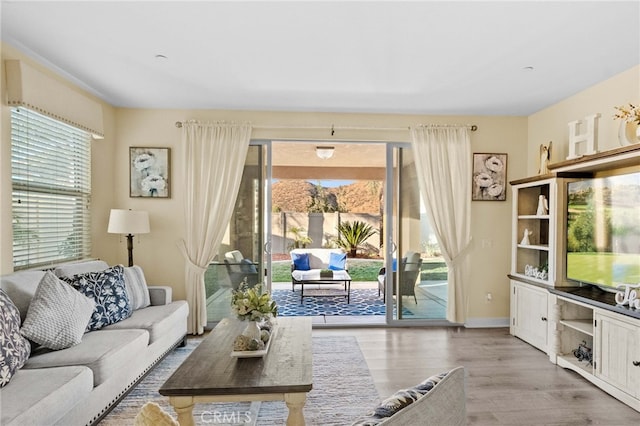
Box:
206;278;447;326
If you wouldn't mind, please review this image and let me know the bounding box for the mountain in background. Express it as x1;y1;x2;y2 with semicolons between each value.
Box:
272;180;382;213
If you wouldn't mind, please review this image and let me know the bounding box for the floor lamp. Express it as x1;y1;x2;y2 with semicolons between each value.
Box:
108;209;150;267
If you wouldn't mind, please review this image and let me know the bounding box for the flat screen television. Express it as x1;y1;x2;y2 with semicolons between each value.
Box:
566;171;640;290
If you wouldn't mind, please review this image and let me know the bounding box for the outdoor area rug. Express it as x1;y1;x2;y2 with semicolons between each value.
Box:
100;335;380;426
272;288;410;316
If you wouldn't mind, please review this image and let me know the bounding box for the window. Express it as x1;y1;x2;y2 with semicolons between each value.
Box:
11;107;92;269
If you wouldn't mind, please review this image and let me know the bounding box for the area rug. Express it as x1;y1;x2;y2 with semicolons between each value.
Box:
272;288;412;317
99;336;379;425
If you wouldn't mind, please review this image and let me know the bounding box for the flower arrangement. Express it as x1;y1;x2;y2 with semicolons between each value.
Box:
230;279;278;321
613;103;640;124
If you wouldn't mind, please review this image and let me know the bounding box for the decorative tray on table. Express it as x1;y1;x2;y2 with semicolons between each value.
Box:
230;326;277;358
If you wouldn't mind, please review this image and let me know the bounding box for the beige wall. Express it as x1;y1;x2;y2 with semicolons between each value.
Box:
527;65;640;177
116;109;523;314
3;40;636;324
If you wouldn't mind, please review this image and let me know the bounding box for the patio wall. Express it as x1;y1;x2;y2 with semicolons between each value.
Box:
271;212;381;255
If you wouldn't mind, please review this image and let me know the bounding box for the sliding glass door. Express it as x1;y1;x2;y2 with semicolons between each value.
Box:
385;144;448;323
205;142;272;325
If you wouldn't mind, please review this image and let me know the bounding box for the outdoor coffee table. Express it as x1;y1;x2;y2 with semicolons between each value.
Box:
294;270;352;303
159;317;312;426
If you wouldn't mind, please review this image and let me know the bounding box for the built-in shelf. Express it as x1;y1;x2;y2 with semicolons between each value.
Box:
559;319;593;336
511;273;550;286
557;354;593;376
548;144;640;173
510;146;640;413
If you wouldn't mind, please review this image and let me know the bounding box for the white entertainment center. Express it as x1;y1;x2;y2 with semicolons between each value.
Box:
509;144;640;412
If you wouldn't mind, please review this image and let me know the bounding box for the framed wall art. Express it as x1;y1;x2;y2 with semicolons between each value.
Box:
129;147;171;198
472;153;507;201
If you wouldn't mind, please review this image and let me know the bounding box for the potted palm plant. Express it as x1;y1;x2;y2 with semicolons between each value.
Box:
337;220;378;258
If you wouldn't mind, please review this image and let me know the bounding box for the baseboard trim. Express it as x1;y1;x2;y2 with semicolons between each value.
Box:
465;317;510;328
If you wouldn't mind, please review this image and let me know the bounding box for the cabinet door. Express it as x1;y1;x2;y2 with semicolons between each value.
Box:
513;283;548;351
595;313;640;398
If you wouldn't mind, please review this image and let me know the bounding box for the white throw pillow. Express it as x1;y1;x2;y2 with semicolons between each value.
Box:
53;260;109;278
21;271;95;350
122;265;151;310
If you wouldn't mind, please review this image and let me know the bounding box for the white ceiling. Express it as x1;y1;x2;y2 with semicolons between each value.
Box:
2;1;639;116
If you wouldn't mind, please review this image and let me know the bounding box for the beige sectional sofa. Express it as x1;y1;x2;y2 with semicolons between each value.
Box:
0;260;188;426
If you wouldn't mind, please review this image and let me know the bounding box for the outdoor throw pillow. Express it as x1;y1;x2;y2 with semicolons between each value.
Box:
0;288;31;387
291;252;310;271
122;265;151;310
62;265;132;331
240;258;258;274
20;271;95;350
328;252;347;270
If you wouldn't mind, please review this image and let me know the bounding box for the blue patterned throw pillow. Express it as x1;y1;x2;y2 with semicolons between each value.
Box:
291;252;310;271
373;371;448;417
350;371;450;425
62;265;132;331
0;288;31;387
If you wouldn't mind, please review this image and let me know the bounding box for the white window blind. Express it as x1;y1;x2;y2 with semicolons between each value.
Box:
11;107;92;269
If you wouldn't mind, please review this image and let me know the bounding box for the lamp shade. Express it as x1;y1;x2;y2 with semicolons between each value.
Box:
108;209;150;235
316;146;334;160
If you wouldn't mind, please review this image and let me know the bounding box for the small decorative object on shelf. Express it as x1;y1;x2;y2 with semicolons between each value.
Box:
520;228;533;245
572;340;593;365
613;103;640;146
614;283;640;309
524;264;548;281
567;113;600;159
536;195;549;216
538;141;552;175
230;279;278;356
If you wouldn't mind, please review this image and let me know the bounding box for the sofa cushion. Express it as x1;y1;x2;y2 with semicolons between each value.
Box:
291;248;347;270
0;365;92;426
24;329;149;386
328;252;347;270
103;301;189;344
0;270;46;322
53;260;110;279
62;265;132;331
0;289;31;388
20;271;95;350
291;252;310;271
240;259;258;274
403;252;421;272
123;265;151;310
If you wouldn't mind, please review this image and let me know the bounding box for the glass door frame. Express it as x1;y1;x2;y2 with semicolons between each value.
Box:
384;142;450;326
251;139;273;293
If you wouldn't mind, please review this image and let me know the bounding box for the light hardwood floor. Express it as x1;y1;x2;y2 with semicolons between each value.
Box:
313;326;640;425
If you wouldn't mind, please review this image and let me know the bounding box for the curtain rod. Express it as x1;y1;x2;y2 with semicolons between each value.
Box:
174;121;477;132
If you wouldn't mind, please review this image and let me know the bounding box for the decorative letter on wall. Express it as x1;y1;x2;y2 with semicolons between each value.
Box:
567;113;600;160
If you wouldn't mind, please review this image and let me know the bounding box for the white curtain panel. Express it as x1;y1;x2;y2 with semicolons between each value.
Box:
410;126;472;324
179;122;252;334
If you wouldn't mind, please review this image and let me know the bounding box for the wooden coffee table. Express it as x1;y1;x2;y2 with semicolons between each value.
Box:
159;317;312;425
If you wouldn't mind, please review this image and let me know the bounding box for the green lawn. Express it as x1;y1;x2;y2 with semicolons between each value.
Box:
567;252;640;285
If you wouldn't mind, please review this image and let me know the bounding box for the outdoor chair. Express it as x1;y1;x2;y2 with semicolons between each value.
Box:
377;251;422;303
224;250;260;289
